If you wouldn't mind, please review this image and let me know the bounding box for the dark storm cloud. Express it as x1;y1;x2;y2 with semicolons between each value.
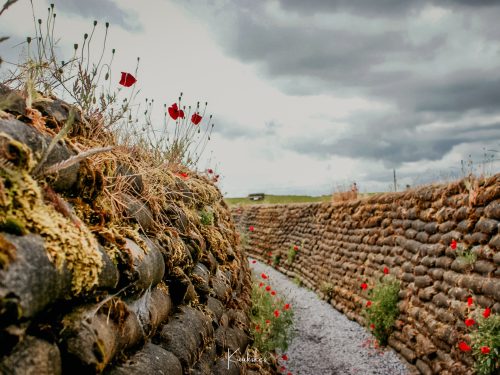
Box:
183;0;500;171
230;15;418;89
277;0;500;16
288;121;500;166
52;0;142;31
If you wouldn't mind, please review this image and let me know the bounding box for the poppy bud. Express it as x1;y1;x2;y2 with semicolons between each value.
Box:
93;20;97;26
74;43;78;50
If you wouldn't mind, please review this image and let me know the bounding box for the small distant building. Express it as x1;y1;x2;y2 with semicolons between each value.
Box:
248;193;265;201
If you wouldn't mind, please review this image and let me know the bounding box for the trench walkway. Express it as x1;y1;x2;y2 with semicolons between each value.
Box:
250;260;415;375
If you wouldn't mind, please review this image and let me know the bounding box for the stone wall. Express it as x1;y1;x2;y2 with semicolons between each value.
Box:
0;86;258;374
232;176;499;375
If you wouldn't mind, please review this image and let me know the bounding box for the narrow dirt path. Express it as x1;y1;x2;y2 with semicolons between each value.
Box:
250;260;414;375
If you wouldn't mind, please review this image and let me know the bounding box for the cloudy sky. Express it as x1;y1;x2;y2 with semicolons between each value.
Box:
1;0;499;196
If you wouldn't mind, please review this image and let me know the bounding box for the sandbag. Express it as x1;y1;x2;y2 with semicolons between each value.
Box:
0;336;61;375
157;306;213;369
0;233;71;325
105;343;181;375
60;300;144;373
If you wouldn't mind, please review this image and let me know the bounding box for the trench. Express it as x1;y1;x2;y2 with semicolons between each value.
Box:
250;260;415;375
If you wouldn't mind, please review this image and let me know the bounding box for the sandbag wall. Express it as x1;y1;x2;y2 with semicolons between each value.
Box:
0;86;256;375
232;176;499;375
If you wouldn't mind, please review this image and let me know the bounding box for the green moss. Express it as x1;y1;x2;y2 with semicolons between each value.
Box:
0;167;103;294
0;216;28;235
199;208;214;226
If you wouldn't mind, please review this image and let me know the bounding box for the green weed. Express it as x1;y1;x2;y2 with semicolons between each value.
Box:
363;276;400;346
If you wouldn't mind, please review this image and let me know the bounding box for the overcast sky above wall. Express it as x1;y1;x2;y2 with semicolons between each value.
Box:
1;0;499;196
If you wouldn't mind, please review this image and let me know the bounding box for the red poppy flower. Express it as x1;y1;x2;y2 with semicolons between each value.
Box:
370;324;375;330
284;303;290;310
481;346;491;354
177;172;189;180
251;260;257;264
207;168;213;174
450;239;457;250
274;309;280;318
366;301;372;307
261;273;268;279
465;318;475;327
280;366;286;372
293;245;299;251
383;267;389;274
249;226;255;232
119;72;136;87
361;283;368;290
266;319;271;325
458;341;471;352
467;297;473;307
282;354;288;361
271;290;276;296
191;112;202;125
483;307;491;318
265;286;271;291
178;109;185;119
268;251;272;256
255;324;260;331
168;103;180;120
259;282;264;288
287;373;292;375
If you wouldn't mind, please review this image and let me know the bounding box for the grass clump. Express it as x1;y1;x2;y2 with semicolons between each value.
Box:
363;277;400;346
319;281;334;295
250;278;294;354
272;254;281;267
199;208;214;226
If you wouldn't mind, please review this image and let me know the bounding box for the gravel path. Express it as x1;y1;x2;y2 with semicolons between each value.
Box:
250;260;413;375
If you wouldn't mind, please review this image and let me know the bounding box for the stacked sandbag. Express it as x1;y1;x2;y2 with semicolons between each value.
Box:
0;85;255;374
233;175;499;374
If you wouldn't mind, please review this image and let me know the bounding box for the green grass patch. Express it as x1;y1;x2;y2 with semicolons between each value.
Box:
225;194;332;206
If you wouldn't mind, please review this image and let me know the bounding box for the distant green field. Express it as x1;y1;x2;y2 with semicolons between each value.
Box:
224;194;332;206
224;193;378;206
